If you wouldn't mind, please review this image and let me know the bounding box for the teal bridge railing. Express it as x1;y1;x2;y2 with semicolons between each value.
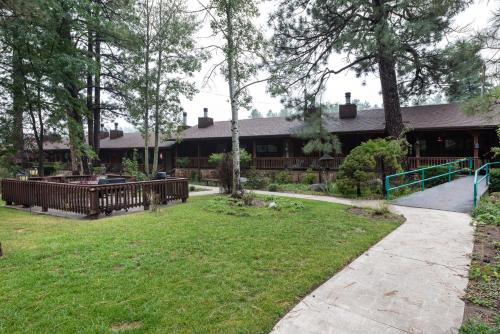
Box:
385;158;472;200
473;161;500;208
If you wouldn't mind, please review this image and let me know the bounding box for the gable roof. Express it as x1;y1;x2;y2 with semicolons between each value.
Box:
43;103;499;151
43;132;175;151
179;103;499;140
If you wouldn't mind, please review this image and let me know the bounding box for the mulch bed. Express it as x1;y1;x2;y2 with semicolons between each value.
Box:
462;223;500;326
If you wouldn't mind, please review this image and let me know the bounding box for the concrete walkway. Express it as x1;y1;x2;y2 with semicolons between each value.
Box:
391;176;486;213
190;186;474;333
191;186;474;334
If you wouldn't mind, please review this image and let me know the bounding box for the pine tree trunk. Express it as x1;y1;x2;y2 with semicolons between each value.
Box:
225;4;241;197
373;0;405;138
378;54;404;138
93;27;101;163
60;11;87;175
87;22;94;157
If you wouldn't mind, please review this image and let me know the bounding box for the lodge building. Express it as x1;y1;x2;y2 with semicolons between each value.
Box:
42;97;500;178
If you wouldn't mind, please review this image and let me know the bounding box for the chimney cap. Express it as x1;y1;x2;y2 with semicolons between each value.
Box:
345;92;351;104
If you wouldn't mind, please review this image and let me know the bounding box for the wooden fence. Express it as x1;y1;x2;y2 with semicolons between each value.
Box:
1;177;189;219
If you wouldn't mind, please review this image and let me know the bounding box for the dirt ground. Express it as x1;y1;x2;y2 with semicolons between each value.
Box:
462;223;500;326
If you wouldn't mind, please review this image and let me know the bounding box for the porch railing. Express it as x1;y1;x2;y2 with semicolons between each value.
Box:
1;177;188;218
175;156;345;170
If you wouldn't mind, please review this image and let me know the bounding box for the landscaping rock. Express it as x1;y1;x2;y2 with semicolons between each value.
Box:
310;183;325;192
268;202;277;209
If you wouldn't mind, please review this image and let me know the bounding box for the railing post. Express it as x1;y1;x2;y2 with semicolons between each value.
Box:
421;169;425;191
88;188;99;219
448;164;452;182
385;176;390;200
468;158;473;175
144;183;150;210
486;163;490;185
473;182;477;208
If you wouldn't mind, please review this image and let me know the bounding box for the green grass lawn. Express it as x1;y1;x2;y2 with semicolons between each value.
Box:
0;195;400;333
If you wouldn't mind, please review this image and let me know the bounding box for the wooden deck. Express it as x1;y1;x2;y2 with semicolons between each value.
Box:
1;176;189;219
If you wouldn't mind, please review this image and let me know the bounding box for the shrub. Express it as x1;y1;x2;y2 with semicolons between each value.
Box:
189;185;196;191
472;193;500;225
245;167;269;189
189;171;200;183
421;165;453;188
122;156;148;181
208;149;252;168
267;183;278;192
176;157;190;168
337;138;405;196
490;168;500;192
216;153;233;194
275;170;292;184
303;168;316;184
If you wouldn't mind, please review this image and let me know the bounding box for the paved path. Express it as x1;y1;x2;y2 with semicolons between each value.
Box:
191;186;475;333
391;176;486;213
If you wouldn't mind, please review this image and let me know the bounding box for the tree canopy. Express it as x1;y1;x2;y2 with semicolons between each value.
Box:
268;0;473;137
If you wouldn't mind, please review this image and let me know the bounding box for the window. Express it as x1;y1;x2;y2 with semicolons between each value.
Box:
256;144;278;153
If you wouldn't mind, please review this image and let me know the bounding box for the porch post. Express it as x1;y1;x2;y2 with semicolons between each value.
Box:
472;132;480;170
197;143;201;171
415;139;421;168
284;139;289;158
252;140;256;168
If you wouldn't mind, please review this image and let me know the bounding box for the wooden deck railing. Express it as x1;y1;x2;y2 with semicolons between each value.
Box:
1;177;189;218
175;156;346;170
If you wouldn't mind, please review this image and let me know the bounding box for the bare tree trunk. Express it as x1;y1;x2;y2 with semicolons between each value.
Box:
152;1;164;176
225;4;241;197
143;0;151;177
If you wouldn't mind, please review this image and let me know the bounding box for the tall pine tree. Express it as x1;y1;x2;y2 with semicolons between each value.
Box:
269;0;472;138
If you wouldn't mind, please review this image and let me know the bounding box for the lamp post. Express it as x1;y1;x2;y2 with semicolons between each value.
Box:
318;153;334;189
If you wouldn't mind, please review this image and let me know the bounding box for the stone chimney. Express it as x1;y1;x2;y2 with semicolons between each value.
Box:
198;107;214;128
339;92;357;119
109;122;124;139
99;123;109;139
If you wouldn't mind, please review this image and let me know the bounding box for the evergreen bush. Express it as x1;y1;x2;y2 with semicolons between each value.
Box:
337;139;405;196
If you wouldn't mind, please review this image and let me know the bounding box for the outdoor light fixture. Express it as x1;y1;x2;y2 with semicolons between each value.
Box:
437;136;443;143
17;173;28;181
28;168;38;177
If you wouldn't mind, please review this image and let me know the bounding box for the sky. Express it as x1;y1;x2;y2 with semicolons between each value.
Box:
119;0;499;131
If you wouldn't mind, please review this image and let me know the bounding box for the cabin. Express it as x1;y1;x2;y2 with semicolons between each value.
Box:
40;97;499;179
